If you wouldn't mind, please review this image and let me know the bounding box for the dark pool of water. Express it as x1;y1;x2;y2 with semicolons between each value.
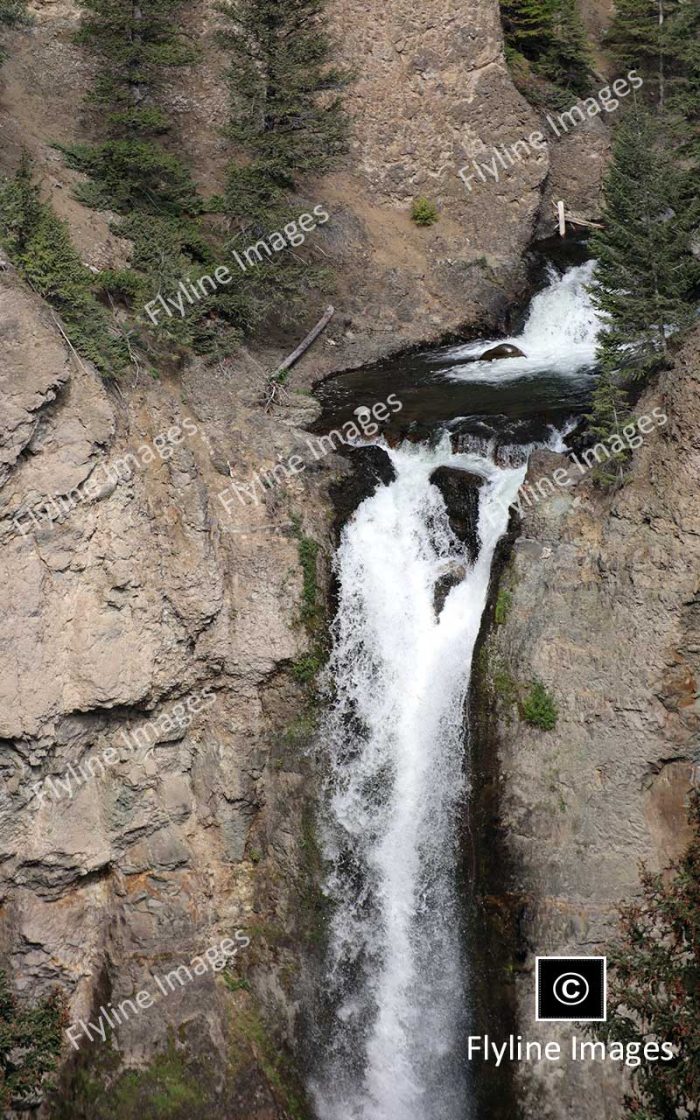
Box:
312;345;595;448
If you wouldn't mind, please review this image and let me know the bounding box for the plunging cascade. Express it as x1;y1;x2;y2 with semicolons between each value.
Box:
312;441;524;1120
310;261;602;1120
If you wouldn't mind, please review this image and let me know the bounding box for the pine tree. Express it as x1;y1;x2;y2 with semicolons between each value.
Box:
501;0;591;97
217;0;348;328
593;792;700;1118
663;0;700;162
219;0;348;220
501;0;559;61
62;0;257;353
589;106;699;386
62;0;200;217
605;0;664;88
547;0;592;93
0;156;132;375
605;0;699;133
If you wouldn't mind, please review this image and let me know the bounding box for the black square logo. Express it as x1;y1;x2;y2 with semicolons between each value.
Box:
536;957;606;1021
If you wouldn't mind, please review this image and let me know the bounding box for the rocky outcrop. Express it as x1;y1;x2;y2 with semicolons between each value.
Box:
328;444;396;537
472;328;700;1119
0;268;340;1116
430;465;484;561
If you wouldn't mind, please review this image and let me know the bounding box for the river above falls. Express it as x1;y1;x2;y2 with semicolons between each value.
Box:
312;260;600;450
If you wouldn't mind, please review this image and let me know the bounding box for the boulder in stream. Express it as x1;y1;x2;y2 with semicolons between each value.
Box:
429;466;484;562
433;562;467;616
480;343;526;360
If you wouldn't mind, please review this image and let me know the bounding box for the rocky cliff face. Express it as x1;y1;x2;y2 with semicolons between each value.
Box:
0;267;346;1115
472;328;700;1119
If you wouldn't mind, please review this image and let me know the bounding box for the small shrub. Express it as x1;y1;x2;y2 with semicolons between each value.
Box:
222;974;250;993
290;515;323;632
522;681;558;729
94;268;146;302
291;652;324;685
58;140;201;218
410;196;438;226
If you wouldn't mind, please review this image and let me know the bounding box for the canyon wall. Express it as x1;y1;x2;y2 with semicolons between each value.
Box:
473;329;700;1118
0;265;345;1116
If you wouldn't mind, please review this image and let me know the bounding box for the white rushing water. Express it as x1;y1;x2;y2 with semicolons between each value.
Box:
438;260;601;382
312;262;602;1120
312;439;525;1120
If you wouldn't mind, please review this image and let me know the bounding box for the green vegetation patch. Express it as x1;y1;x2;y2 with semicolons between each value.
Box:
228;998;312;1120
0;157;131;377
0;968;66;1111
494;589;513;625
410;196;439;226
500;0;591;101
522;680;558;730
55;1039;207;1120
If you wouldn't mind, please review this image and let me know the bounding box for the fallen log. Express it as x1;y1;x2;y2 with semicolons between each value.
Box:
274;304;335;380
262;304;335;411
552;201;603;232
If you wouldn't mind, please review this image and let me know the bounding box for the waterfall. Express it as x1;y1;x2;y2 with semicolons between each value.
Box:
311;439;525;1120
440;260;601;380
311;263;601;1120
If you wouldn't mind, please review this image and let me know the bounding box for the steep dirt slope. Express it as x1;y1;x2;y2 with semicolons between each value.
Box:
0;0;610;376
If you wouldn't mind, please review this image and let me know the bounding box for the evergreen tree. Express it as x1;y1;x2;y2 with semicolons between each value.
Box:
585;373;635;486
593;792;700;1118
501;0;559;64
501;0;591;98
663;0;700;162
549;0;592;93
0;156;132;376
61;0;256;354
589;106;699;386
216;0;348;328
219;0;348;220
605;0;664;90
63;0;199;216
605;0;699;140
